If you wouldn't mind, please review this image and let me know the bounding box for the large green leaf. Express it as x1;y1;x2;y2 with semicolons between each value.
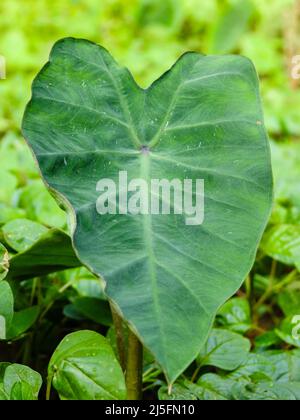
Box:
22;38;273;382
7;228;81;280
48;330;126;400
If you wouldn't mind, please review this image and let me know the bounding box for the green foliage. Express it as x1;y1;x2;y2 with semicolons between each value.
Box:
0;0;299;401
0;364;42;400
22;38;272;382
197;329;251;371
0;282;14;339
48;331;126;400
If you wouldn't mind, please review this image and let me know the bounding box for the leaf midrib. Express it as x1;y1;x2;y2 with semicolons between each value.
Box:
140;151;168;369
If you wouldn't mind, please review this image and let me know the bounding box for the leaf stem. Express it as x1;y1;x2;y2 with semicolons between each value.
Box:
110;302;127;372
46;375;53;401
126;328;143;400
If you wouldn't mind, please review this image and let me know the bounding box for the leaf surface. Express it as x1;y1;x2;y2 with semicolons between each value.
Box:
22;38;273;381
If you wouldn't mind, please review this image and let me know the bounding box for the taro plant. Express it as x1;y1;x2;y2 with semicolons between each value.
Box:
21;37;273;399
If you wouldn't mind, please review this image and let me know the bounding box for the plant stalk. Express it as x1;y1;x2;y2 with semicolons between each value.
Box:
126;329;143;400
110;302;127;372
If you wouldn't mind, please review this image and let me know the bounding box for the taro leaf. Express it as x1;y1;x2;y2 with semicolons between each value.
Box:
216;297;252;334
6;306;40;340
197;329;251;371
2;364;42;401
0;281;14;340
2;219;48;253
48;330;126;400
22;38;273;382
0;243;9;281
8;229;81;280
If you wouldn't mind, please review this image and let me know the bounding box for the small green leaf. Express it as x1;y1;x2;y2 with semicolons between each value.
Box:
261;225;300;268
197;329;251;371
2;219;48;253
262;350;300;383
3;364;42;400
0;170;18;204
278;290;300;317
0;281;14;340
254;331;281;350
159;382;198;400
10;382;36;401
217;297;251;334
48;330;126;400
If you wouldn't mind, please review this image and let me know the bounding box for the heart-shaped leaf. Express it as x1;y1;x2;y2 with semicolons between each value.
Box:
48;330;126;400
22;38;273;382
2;219;48;253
